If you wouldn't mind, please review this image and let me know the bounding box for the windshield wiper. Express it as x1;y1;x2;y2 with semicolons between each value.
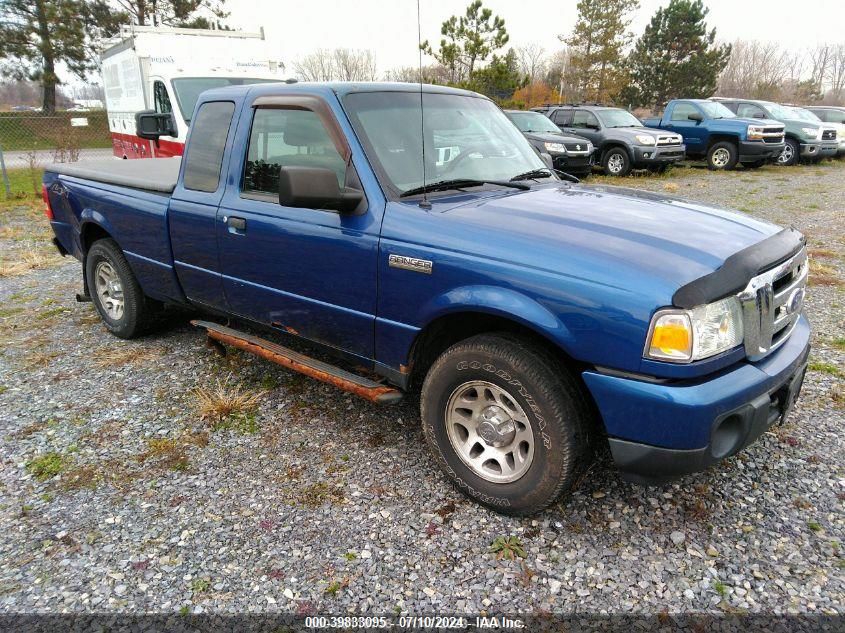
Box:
399;178;529;198
510;168;555;181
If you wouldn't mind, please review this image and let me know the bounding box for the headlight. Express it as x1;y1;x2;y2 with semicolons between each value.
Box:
544;142;566;153
801;127;821;140
747;125;764;140
635;134;656;145
645;297;744;362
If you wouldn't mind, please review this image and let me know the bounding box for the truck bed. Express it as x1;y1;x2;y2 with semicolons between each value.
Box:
47;158;181;193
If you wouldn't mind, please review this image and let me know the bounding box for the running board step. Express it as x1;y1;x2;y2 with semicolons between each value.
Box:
191;320;403;405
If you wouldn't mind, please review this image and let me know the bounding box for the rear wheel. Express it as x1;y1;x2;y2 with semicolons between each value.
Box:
602;147;631;176
85;238;154;339
707;141;738;170
777;138;800;166
420;333;593;516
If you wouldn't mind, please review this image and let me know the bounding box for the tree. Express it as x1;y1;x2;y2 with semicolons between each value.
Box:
717;40;800;100
622;0;730;108
516;43;546;84
463;48;522;101
0;0;124;113
421;1;508;84
294;48;378;82
512;81;558;108
564;0;639;102
108;0;227;27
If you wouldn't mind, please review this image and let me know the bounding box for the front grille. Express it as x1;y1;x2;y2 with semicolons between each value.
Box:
658;149;684;158
822;129;836;141
760;126;785;143
564;142;591;154
739;248;807;360
763;136;784;144
656;135;682;146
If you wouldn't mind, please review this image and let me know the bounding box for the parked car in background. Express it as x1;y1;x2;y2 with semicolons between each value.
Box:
533;104;685;176
43;82;810;515
786;105;845;157
504;110;594;177
715;99;838;166
643;100;784;170
806;105;845;126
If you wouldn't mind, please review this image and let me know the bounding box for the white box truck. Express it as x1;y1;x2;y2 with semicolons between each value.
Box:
101;25;287;158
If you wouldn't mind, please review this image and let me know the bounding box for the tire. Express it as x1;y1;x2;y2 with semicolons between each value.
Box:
602;147;631;176
743;159;766;169
85;238;154;339
706;141;738;170
420;333;593;516
777;138;800;167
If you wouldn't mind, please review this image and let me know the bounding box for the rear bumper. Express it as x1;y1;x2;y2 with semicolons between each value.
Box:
632;145;685;164
738;140;783;162
583;315;810;484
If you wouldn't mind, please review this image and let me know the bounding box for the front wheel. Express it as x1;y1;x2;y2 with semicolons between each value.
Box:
777;138;800;166
420;334;593;516
85;238;155;339
707;141;738;170
602;148;631;176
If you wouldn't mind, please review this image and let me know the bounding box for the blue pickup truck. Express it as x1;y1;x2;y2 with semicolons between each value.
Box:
44;82;810;515
643;99;785;170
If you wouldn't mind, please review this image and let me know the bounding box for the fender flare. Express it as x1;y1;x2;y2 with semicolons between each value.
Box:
416;284;577;354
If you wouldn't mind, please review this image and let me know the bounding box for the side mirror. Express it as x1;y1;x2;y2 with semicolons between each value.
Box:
586;123;600;130
135;110;177;139
538;152;554;169
752;112;766;119
687;112;704;122
278;166;364;213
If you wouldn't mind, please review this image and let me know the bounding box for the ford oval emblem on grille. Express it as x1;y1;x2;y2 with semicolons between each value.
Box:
787;287;805;315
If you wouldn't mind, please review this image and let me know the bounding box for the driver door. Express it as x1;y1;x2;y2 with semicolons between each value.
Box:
216;96;379;360
565;109;601;145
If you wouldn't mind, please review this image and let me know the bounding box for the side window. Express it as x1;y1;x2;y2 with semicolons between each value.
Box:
571;110;598;128
721;102;739;114
153;80;172;115
551;109;571;126
670;103;699;121
737;103;766;119
243;108;347;197
183;101;235;193
826;110;845;124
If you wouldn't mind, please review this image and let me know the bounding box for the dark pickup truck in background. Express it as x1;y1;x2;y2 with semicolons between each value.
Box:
643;99;785;170
532;104;685;176
44;82;810;516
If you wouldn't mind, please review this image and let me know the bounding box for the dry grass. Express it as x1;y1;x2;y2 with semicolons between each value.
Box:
809;259;843;287
193;376;265;424
90;346;162;368
0;246;53;278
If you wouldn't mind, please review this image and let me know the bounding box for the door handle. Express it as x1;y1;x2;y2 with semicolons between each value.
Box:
226;216;247;233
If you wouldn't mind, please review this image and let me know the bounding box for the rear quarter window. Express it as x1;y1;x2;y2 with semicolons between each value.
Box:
183;101;235;192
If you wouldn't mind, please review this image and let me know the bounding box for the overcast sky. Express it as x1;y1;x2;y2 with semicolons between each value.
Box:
224;0;845;75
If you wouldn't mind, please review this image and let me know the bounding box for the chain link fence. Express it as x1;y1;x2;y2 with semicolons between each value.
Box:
0;111;113;199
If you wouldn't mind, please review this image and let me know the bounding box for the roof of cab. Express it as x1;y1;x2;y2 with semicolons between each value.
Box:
197;81;483;103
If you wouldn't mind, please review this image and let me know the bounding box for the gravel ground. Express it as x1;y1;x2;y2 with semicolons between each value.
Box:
0;161;843;619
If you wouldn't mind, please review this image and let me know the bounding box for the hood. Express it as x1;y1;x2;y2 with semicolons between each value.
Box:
523;130;590;145
730;116;783;128
435;183;780;301
605;126;681;140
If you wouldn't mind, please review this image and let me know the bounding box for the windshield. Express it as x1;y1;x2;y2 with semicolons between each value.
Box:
759;101;793;120
506;111;561;134
343;91;547;196
785;106;821;123
172;77;278;123
699;101;735;119
596;108;643;128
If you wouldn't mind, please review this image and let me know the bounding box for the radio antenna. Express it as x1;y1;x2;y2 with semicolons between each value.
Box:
416;0;431;209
